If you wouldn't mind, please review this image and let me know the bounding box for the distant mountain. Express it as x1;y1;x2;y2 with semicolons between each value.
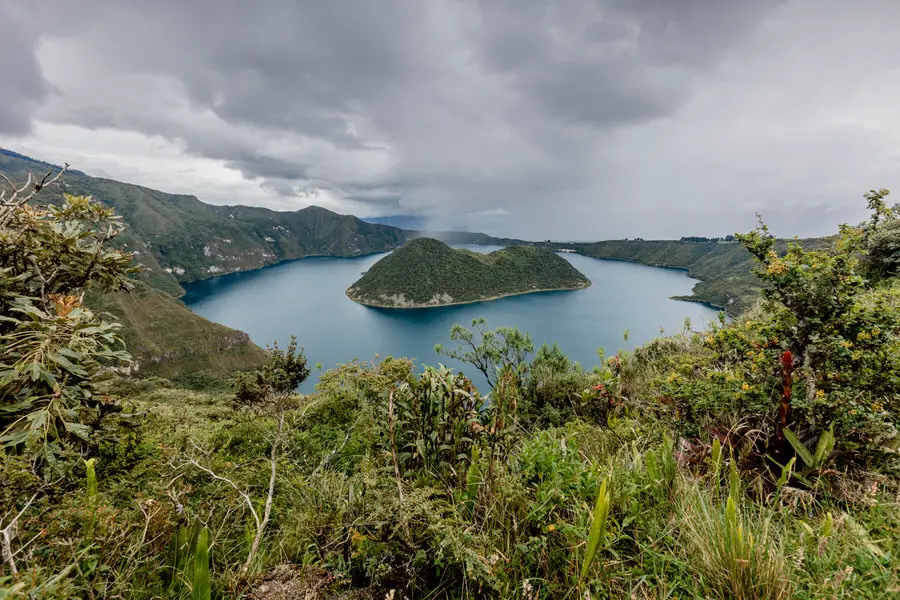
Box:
347;238;590;308
0;150;512;297
362;215;431;229
0;148;87;176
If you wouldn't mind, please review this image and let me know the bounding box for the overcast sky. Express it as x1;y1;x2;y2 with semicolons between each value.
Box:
2;0;899;239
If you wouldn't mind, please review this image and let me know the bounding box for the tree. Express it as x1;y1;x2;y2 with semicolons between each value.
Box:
0;165;137;474
435;318;534;388
735;202;900;448
189;336;309;573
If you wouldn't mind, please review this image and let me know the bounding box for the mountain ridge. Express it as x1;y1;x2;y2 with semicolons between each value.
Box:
0;150;514;297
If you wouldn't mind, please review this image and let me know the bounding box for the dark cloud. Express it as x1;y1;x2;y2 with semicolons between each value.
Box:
0;4;50;134
3;0;900;239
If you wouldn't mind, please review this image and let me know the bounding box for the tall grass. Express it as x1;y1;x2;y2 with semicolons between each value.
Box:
680;487;794;600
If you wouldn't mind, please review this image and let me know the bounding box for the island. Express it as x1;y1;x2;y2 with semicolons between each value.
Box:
346;237;591;308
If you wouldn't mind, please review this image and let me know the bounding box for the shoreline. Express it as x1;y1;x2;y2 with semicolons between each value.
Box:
346;280;592;309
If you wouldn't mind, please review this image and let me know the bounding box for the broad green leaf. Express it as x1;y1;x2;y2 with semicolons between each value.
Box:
580;478;610;583
783;428;815;468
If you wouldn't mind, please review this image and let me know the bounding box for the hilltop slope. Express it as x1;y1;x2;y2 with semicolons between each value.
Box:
347;238;590;308
1;150;413;293
1;150;518;295
549;238;828;314
87;281;266;382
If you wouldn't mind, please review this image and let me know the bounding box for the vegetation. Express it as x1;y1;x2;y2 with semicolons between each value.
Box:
86;281;265;383
0;150;414;292
0;150;515;295
1;158;898;598
347;238;590;308
548;237;828;314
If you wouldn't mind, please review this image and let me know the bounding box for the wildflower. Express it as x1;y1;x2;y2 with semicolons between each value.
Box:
705;335;715;345
816;389;825;399
851;350;862;361
840;340;853;349
665;372;678;383
49;293;81;317
546;524;556;532
741;382;750;391
872;401;884;413
872;328;881;336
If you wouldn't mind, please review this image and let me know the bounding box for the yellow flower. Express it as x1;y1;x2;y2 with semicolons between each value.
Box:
851;350;862;361
745;321;754;330
705;336;715;345
546;524;556;532
871;402;884;413
872;328;881;336
816;389;825;399
666;372;678;383
741;382;750;391
840;340;853;348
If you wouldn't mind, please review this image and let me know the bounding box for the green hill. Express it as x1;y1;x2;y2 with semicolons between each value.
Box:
347;238;591;307
86;281;266;383
548;238;828;314
0;151;415;294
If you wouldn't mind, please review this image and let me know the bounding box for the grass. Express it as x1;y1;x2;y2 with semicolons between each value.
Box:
86;280;266;380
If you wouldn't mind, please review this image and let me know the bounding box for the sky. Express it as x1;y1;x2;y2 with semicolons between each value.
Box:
2;0;899;240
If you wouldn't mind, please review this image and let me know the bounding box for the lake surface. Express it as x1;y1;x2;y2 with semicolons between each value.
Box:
182;247;719;391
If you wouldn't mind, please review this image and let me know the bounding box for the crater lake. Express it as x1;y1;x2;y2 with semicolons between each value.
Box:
182;246;719;391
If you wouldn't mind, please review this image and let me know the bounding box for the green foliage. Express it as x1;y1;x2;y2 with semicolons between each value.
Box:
436;317;534;388
644;434;676;500
579;478;610;584
390;366;481;485
191;527;210;600
782;427;834;471
348;237;590;308
680;491;794;600
234;335;310;406
84;458;97;500
1;173;138;474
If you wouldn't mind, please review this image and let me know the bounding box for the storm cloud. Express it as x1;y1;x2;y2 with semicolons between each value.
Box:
3;0;900;239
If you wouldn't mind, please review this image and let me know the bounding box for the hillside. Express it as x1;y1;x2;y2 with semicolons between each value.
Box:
1;150;518;295
0;150;414;293
86;281;266;382
548;238;828;314
347;238;591;307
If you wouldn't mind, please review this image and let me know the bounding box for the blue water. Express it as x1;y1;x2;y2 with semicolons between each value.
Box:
182;247;719;391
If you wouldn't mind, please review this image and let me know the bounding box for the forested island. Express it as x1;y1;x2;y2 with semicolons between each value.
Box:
346;237;591;308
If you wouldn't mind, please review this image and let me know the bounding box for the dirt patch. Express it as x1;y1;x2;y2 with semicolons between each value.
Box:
249;565;380;600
